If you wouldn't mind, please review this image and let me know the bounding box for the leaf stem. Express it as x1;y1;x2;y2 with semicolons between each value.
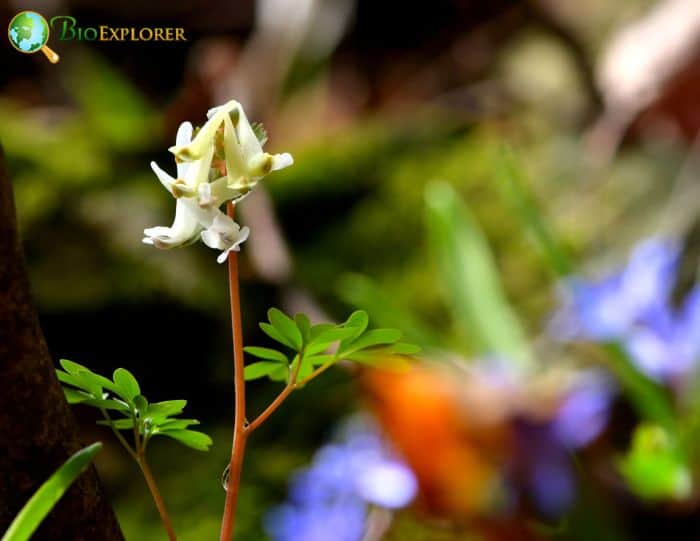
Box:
296;361;334;387
100;408;176;540
98;408;137;461
219;202;249;541
137;451;178;541
247;357;303;433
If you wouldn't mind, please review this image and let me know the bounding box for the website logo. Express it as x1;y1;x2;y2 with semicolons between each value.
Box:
8;12;188;63
8;11;60;63
49;17;187;43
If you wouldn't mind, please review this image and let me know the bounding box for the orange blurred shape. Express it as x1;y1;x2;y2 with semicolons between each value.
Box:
362;363;512;518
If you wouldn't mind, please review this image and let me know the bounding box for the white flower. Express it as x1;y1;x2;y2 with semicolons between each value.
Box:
143;202;200;249
201;213;251;263
170;100;293;192
143;121;219;248
151;122;213;198
143;99;292;261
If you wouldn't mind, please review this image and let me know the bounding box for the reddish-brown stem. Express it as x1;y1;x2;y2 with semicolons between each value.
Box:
219;202;249;541
246;384;294;433
247;357;302;433
296;361;334;387
137;452;177;541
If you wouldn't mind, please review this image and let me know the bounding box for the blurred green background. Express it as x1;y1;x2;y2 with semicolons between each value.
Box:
3;0;700;539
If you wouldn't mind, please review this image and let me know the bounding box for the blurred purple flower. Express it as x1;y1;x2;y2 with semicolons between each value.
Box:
515;421;576;517
554;371;614;449
265;499;366;541
265;418;417;541
626;288;700;380
530;450;575;517
552;237;700;381
512;371;613;517
552;238;679;341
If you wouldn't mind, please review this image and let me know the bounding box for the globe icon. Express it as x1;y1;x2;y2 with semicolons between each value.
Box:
8;11;59;63
8;11;49;53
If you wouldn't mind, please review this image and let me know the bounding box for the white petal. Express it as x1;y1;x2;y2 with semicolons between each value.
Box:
143;200;200;249
184;144;215;190
207;100;238;119
201;214;249;262
235;105;264;158
176;121;193;146
169;111;223;161
150;161;176;194
217;250;231;264
271;152;294;171
143;226;171;237
201;228;225;250
211;212;237;233
175;122;194;178
224;113;250;186
170;101;241;160
197;182;216;208
235;226;250;247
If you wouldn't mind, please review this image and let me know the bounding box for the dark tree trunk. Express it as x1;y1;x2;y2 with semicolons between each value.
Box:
0;146;124;540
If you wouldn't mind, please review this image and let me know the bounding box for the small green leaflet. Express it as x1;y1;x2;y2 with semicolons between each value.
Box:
56;360;212;452
245;309;420;383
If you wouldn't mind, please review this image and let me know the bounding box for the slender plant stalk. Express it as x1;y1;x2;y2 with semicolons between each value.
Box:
297;361;333;387
137;452;178;541
99;408;137;461
247;358;302;433
217;204;335;539
219;202;250;541
100;408;176;540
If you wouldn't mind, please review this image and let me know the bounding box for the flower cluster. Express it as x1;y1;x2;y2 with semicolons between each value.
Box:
265;418;417;541
516;370;613;516
458;360;613;516
143;101;293;262
552;238;700;382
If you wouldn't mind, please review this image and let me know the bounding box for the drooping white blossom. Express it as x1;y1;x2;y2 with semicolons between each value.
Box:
143;100;293;262
201;213;251;264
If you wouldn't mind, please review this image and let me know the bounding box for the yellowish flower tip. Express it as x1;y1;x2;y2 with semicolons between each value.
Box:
171;146;195;161
228;175;252;190
171;179;195;198
249;153;274;176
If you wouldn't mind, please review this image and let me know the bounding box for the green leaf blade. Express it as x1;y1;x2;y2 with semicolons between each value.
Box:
244;361;285;381
306;327;358;355
113;368;140;401
80;398;130;412
339;328;402;356
243;346;288;363
154;429;212;451
62;387;90;404
268;308;303;350
294;313;312;343
147;400;187;419
1;443;101;541
97;418;134;430
260;322;296;349
425;181;532;370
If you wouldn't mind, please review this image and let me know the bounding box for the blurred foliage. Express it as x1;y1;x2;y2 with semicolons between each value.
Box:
3;9;700;537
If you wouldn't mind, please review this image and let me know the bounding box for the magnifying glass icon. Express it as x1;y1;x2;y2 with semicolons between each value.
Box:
8;11;60;64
